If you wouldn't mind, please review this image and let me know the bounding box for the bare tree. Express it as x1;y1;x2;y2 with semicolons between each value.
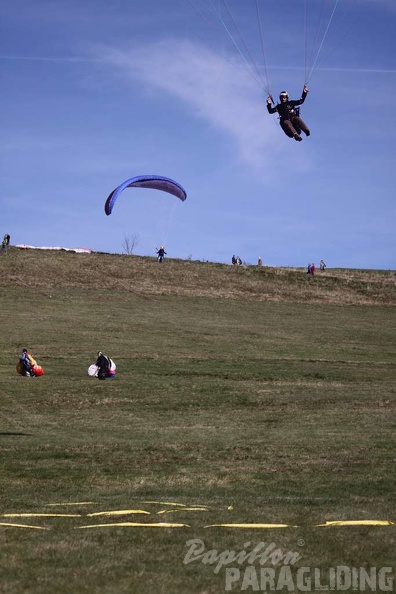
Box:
122;234;139;255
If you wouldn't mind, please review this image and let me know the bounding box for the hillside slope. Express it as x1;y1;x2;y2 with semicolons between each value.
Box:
1;247;395;305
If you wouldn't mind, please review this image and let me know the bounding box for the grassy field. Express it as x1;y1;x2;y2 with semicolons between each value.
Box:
0;248;395;593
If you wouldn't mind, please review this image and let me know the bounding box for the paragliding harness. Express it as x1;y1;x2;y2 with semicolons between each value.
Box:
269;97;303;137
290;107;302;134
270;97;301;131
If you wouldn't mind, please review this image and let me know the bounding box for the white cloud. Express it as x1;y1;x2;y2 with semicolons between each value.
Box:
98;39;282;170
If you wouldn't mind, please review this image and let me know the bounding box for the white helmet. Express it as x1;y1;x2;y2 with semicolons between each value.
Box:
279;91;289;101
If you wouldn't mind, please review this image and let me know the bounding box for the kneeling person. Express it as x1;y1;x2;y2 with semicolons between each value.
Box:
96;351;116;380
17;348;44;377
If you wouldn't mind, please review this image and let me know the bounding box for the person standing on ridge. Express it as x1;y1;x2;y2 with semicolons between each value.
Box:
1;233;10;253
156;246;166;263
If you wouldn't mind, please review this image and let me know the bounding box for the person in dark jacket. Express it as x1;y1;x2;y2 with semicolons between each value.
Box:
19;349;35;377
96;351;112;380
266;86;310;141
1;233;10;252
156;246;166;263
19;349;44;376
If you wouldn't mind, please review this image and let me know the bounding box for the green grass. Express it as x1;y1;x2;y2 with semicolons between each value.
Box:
0;249;395;593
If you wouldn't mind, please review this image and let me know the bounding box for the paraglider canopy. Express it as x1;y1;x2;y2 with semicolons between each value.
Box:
105;175;187;216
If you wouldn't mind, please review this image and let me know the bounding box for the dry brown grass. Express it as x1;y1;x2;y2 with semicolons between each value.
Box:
1;247;395;306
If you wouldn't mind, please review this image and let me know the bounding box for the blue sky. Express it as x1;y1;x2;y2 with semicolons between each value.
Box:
1;0;395;268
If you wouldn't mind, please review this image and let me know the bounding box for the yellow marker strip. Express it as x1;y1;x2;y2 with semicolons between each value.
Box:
3;513;81;518
0;522;49;530
142;501;187;507
78;522;190;529
206;523;298;529
46;502;96;506
87;510;150;517
157;508;208;515
317;520;395;527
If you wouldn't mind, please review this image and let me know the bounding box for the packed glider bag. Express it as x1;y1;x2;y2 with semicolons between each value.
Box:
88;364;99;377
32;365;44;376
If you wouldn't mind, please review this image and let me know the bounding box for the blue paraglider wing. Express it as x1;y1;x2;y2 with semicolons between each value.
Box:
105;175;187;215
